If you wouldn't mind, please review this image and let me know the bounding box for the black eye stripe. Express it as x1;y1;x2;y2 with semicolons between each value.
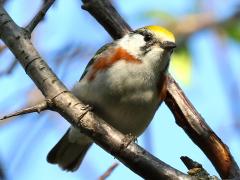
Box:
144;34;153;42
134;30;153;42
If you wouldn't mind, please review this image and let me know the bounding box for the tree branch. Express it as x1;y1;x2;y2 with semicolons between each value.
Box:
0;6;191;180
98;163;118;180
80;0;240;179
169;10;240;37
0;160;5;180
0;100;49;120
165;75;240;178
5;58;18;74
181;156;203;170
0;58;18;76
181;156;219;180
0;44;6;53
25;0;55;33
81;0;132;39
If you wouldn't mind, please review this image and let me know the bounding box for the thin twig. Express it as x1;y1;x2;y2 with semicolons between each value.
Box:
181;156;220;180
181;156;202;170
6;58;17;74
168;9;240;37
25;0;55;33
98;163;118;180
0;100;50;120
0;58;18;76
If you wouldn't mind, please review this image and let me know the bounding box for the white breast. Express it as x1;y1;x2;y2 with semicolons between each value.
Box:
73;60;160;136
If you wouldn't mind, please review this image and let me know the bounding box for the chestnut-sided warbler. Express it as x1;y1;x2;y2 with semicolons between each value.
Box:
47;25;176;171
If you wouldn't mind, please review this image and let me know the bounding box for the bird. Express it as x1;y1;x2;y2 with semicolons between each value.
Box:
47;25;176;171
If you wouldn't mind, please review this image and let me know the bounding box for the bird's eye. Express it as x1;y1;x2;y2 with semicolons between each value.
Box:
144;34;152;42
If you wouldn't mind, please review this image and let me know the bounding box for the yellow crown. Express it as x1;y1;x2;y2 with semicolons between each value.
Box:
146;25;175;42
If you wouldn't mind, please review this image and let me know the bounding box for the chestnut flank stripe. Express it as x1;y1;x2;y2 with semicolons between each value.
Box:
88;47;141;81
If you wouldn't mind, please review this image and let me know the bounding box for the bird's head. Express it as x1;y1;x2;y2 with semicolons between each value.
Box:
118;25;176;71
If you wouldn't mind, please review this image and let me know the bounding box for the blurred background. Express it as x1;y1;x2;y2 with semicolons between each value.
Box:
0;0;239;179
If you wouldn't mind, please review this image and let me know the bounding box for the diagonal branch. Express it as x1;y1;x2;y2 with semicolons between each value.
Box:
0;6;191;180
98;163;118;180
80;0;240;179
25;0;55;33
0;58;18;76
5;58;18;74
82;0;132;39
0;100;49;120
165;75;240;178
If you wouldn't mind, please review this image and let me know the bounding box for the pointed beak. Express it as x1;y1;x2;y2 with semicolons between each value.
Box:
161;41;176;50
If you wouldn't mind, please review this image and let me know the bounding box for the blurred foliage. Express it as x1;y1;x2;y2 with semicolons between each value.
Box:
222;18;240;42
143;10;176;24
170;46;192;85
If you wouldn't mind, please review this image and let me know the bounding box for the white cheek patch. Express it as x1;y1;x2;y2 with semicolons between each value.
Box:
118;34;145;57
144;46;163;62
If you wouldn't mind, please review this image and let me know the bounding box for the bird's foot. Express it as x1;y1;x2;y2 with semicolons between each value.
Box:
81;104;93;111
121;133;137;149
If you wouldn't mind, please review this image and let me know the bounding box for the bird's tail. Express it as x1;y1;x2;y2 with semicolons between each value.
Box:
47;129;92;171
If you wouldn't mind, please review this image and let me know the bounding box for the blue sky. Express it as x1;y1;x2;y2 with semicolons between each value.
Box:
0;0;239;179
